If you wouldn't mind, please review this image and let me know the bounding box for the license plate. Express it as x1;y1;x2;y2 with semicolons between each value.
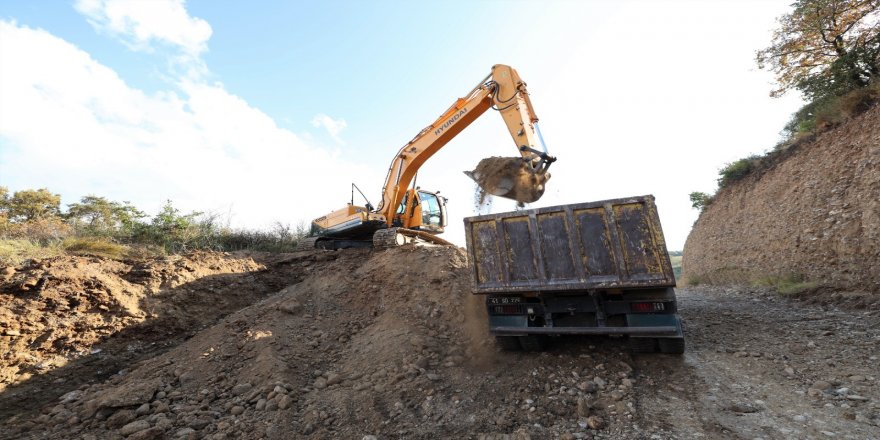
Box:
488;296;522;305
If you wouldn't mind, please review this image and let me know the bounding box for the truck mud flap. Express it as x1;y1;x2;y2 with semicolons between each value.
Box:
490;326;679;336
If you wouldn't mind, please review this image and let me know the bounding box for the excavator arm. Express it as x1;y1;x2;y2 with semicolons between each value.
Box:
374;64;555;225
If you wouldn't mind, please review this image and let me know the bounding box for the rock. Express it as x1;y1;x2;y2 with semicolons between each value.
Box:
120;420;151;436
265;399;279;411
326;372;343;386
273;385;287;394
846;395;869;401
610;391;625;401
177;371;197;385
230;406;245;415
1;266;15;280
784;366;795;375
231;383;252;396
576;397;590;418
154;416;173;431
426;373;440;381
812;381;832;390
106;410;136;429
278;300;302;314
255;399;267;411
362;436;378;440
3;329;21;336
578;381;598;393
728;403;760;413
154;402;170;414
314;378;327;389
189;417;211;430
593;377;607;388
135;403;151;417
99;378;163;408
129;427;165;440
174;428;196;438
278;395;292;410
587;415;604;430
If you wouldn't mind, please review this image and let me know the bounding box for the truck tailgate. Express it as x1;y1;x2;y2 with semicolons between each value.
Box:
464;195;675;294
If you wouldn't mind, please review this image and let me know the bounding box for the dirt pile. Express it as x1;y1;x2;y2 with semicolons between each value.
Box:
1;246;650;440
465;157;549;204
683;104;880;292
0;252;263;393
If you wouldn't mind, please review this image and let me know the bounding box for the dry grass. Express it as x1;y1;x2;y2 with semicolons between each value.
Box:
0;239;64;266
61;237;131;260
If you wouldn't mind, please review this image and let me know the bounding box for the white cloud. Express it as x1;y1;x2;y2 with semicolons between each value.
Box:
310;113;348;145
74;0;211;58
0;20;376;229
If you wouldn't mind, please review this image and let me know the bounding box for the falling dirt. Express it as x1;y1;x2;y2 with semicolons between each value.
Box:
1;247;878;439
465;157;549;204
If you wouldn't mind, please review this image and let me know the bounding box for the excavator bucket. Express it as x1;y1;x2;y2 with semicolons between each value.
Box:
465;156;551;204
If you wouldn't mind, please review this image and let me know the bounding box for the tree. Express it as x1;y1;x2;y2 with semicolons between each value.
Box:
0;186;8;212
757;0;880;98
6;188;62;221
66;195;146;235
689;192;713;212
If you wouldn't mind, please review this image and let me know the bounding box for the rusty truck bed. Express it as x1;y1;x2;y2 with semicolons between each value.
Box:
463;195;676;294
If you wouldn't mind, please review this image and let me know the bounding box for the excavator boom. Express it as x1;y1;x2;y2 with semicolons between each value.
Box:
375;64;554;225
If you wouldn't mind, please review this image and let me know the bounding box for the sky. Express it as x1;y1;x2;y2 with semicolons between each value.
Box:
0;0;804;250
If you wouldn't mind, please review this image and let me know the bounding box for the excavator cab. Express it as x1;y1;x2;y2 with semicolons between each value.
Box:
394;188;447;233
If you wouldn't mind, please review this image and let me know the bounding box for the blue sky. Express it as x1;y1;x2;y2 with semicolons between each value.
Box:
0;0;803;249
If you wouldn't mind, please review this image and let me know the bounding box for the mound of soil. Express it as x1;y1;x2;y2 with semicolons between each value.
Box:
1;246;643;440
465;157;550;204
0;252;263;392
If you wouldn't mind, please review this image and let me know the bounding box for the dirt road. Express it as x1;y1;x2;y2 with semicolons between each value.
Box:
634;287;879;440
1;248;877;439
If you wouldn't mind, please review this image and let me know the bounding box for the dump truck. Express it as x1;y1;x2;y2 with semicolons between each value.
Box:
463;195;684;353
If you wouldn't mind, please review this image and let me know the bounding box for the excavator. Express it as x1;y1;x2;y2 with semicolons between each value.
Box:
299;64;556;250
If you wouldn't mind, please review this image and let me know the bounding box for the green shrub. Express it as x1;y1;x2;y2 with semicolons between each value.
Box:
688;192;713;211
717;156;761;188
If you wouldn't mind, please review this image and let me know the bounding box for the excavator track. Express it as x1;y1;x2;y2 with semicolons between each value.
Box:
295;237;320;252
373;227;455;250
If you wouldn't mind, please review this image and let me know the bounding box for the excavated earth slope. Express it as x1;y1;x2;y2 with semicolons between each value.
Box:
683;105;880;292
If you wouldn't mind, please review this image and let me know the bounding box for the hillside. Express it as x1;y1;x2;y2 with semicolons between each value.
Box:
683;105;880;293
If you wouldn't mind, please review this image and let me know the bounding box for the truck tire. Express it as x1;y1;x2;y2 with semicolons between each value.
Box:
658;337;685;354
519;335;548;352
495;336;521;351
630;337;658;354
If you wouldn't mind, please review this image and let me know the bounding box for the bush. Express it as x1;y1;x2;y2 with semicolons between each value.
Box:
688;192;713;211
783;80;880;138
717;156;761;188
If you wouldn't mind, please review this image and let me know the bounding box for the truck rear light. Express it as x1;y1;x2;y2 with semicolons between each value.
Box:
492;304;527;315
630;302;665;312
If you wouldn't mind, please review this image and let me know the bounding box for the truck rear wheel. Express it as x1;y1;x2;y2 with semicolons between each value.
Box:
495;336;521;351
630;337;658;354
519;335;548;352
658;337;685;354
